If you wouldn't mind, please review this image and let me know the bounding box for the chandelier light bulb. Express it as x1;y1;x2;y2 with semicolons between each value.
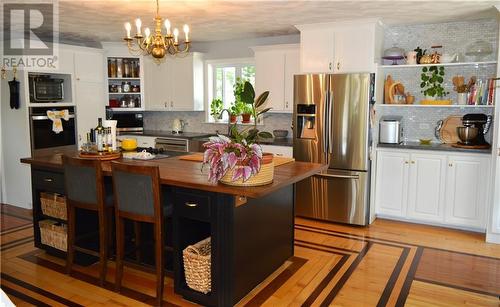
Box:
173;28;179;44
135;18;142;35
124;22;132;38
183;24;190;42
164;19;171;35
144;27;151;38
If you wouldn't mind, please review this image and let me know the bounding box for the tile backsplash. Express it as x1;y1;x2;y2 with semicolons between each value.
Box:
143;111;293;137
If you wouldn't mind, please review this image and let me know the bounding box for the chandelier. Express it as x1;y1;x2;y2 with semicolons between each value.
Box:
123;0;191;62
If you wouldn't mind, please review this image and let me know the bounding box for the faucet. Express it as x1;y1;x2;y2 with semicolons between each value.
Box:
218;108;232;137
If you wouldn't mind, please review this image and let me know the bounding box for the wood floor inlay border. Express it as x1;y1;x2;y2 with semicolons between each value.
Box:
0;284;52;307
396;246;424;306
377;247;411;307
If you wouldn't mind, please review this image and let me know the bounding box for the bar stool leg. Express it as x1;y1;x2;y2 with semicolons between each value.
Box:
66;205;75;275
154;222;164;306
98;211;107;286
115;215;125;291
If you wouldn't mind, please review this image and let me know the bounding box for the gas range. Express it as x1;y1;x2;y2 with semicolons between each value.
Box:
135;147;188;159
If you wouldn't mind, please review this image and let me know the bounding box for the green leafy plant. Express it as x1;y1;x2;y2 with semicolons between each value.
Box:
233;77;246;104
210;98;223;118
420;66;449;98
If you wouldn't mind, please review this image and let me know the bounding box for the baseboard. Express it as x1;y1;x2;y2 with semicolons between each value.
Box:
376;214;485;234
486;232;500;244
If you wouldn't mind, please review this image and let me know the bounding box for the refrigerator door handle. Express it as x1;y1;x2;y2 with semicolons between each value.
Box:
317;173;359;180
322;90;329;154
328;90;334;154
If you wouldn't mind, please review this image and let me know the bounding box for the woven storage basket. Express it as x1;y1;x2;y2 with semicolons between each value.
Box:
39;219;67;251
40;192;67;220
183;237;211;294
220;154;274;187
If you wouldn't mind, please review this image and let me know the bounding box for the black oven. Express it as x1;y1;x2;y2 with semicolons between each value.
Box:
29;107;77;153
106;107;143;133
29;75;64;103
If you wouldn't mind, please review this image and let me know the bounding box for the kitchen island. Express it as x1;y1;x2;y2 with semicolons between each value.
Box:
21;152;325;306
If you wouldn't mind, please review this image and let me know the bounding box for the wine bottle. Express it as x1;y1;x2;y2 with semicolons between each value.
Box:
95;118;104;141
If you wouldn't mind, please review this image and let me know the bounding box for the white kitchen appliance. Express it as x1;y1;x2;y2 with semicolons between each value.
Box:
379;116;403;144
172;118;185;134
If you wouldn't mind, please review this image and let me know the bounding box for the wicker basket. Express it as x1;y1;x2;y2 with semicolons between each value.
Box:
183;237;211;294
219;153;274;187
40;192;67;220
39;219;67;251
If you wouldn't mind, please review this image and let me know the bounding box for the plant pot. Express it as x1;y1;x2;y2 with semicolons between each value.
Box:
229;115;237;123
241;113;251;123
457;93;468;105
219;153;274;186
212;115;221;123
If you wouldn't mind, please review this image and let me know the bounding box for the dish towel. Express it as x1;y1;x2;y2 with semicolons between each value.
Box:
46;109;69;134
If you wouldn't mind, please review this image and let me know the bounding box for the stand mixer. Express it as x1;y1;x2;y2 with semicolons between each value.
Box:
457;113;492;147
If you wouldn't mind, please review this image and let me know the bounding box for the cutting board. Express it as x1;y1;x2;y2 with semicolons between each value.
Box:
440;116;462;144
179;153;295;167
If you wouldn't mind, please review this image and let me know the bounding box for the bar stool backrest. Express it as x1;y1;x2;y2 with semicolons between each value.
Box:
62;155;103;208
111;162;162;221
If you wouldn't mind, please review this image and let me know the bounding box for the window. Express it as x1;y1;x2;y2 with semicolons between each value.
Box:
207;59;255;122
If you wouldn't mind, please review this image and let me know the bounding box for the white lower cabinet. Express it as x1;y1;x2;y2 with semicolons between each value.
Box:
260;145;293;158
375;149;490;231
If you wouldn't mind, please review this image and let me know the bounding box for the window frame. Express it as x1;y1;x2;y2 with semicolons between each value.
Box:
205;58;255;123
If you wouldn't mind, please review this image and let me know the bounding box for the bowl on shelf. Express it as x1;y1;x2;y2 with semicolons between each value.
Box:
272;130;288;138
465;40;493;61
456;126;478;145
419;138;432;145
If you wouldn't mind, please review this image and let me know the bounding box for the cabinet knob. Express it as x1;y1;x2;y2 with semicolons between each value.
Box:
329;62;332;71
164;102;167;108
337;62;340;70
449;163;453;167
171;101;173;107
185;202;198;208
411;161;415;164
404;161;409;164
285;101;289;108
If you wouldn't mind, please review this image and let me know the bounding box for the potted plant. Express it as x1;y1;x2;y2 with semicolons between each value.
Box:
241;103;253;123
203;81;273;186
420;66;449;100
210;98;223;122
228;102;241;123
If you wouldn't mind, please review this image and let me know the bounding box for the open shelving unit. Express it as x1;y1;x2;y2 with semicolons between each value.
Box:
106;56;145;111
379;61;497;69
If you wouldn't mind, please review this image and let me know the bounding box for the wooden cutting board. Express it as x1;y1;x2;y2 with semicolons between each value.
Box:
440;116;462;144
179;153;295;167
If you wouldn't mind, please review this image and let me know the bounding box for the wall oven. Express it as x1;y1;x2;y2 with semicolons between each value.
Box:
29;75;64;103
29;107;77;154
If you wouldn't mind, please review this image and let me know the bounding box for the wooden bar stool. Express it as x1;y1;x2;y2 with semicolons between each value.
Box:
62;155;114;286
111;162;168;306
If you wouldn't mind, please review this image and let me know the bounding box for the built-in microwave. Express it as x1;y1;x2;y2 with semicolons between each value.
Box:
106;107;144;133
29;75;64;103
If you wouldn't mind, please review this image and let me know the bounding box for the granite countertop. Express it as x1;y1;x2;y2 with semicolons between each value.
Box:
139;130;213;139
377;142;491;154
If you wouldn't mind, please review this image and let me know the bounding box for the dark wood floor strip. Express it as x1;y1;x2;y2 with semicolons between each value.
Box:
0;224;33;235
1;272;84;307
295;238;357;254
413;277;500;297
243;256;308;306
320;242;374;306
376;247;411;307
0;284;52;307
395;246;423;307
1;210;33;221
301;254;350;306
1;238;34;251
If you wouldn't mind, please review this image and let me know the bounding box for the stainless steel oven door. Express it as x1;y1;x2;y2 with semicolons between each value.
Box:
295;169;369;225
30;109;77;153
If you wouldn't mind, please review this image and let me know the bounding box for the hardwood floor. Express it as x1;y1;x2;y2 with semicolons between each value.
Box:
1;204;499;306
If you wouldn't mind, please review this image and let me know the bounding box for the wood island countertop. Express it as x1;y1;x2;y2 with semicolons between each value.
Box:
21;152;327;198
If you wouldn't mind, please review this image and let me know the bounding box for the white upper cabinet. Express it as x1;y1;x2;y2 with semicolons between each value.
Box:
144;52;204;111
253;44;299;113
296;20;383;74
74;50;104;82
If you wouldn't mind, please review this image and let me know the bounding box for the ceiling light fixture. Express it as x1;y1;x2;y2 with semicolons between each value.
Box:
123;0;191;63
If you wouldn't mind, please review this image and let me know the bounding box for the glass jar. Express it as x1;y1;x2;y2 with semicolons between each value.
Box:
123;59;130;78
122;81;131;93
108;59;117;78
116;58;123;78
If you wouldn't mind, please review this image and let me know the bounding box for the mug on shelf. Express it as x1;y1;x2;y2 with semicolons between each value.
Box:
406;51;417;65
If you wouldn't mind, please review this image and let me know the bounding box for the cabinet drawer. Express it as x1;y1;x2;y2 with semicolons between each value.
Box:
32;169;65;191
174;190;211;222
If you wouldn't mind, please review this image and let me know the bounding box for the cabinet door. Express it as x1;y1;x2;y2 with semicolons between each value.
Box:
144;57;171;110
283;49;299;113
260;145;293;158
445;155;490;229
374;151;410;217
75;81;105;146
74;50;104;82
300;28;335;73
255;50;286;112
170;56;194;111
334;25;375;73
407;153;447;222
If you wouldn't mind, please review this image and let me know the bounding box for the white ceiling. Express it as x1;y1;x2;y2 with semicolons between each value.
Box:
55;0;500;46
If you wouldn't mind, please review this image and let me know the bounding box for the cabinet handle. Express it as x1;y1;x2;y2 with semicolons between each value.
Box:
185;202;198;208
285;101;289;109
449;163;453;167
171;101;173;108
411;161;415;164
329;62;332;71
337;62;340;70
43;178;53;182
404;161;409;164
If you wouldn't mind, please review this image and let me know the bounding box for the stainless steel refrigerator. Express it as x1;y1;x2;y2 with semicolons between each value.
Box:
293;73;374;226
